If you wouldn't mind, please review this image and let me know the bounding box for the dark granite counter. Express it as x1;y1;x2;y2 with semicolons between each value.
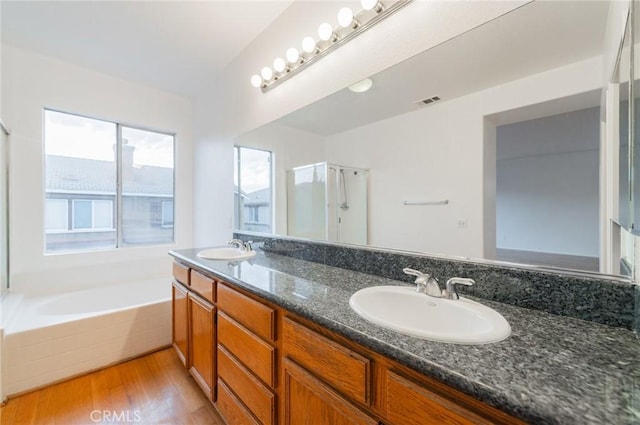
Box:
170;247;640;425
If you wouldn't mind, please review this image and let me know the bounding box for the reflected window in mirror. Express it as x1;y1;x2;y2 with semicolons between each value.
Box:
234;146;273;234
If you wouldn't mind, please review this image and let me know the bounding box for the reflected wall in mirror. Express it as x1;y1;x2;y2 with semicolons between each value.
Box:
235;1;628;276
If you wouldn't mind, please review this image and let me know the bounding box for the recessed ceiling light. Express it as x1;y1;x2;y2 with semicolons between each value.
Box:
348;78;373;93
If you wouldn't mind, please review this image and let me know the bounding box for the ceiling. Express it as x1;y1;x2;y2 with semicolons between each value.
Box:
0;0;294;97
277;0;610;136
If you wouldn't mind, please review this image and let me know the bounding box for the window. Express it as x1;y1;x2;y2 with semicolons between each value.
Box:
248;206;260;223
161;201;174;228
44;110;175;253
234;146;273;233
45;199;68;231
71;200;113;230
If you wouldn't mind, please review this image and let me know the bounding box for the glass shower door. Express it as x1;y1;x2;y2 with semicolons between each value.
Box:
287;163;328;240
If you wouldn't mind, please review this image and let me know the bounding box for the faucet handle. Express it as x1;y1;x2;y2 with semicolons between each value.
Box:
228;239;244;249
444;277;475;300
243;241;254;252
403;268;430;292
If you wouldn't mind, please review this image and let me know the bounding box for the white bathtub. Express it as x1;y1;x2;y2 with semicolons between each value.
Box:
2;278;171;396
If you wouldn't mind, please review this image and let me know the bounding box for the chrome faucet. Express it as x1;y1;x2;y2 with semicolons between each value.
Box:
228;239;254;252
228;239;244;249
443;277;475;300
402;268;442;298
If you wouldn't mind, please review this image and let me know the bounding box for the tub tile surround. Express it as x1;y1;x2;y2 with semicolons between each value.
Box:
171;248;640;424
234;232;637;330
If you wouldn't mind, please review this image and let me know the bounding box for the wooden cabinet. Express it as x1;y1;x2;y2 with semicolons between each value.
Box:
381;368;523;425
218;282;275;342
217;379;260;425
171;262;216;400
171;280;189;367
189;292;215;400
191;269;215;304
171;261;525;425
216;283;278;425
282;358;378;425
218;346;276;425
283;317;370;407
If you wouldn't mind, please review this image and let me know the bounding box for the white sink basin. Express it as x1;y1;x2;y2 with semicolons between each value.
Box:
349;286;510;344
196;247;256;261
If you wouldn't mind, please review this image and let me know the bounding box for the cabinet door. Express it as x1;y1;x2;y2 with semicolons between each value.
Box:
384;370;495;425
189;292;215;400
282;359;378;425
172;280;189;367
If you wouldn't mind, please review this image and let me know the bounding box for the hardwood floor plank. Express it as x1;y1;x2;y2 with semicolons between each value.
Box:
0;349;224;425
31;385;55;425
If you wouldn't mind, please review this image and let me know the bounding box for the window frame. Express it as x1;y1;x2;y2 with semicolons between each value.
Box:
43;109;176;253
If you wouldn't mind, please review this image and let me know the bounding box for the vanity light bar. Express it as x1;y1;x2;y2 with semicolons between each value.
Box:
251;0;413;93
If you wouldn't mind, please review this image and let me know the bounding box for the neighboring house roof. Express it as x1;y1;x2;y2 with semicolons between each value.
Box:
244;187;270;206
233;186;250;201
46;155;173;196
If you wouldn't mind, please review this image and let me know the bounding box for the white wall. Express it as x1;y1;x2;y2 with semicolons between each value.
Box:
235;123;325;234
319;56;602;259
496;107;600;257
192;1;529;247
1;45;193;293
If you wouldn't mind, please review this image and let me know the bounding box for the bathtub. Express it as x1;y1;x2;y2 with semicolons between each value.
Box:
2;278;171;396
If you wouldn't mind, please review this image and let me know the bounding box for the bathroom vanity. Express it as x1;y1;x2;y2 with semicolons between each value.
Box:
170;246;640;425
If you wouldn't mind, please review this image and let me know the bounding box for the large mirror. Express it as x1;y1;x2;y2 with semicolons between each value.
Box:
235;0;632;277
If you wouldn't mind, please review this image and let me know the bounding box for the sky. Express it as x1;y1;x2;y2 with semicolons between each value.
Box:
235;146;271;194
44;110;174;168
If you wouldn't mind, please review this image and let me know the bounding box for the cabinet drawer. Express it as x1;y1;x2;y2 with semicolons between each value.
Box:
282;317;370;405
218;346;276;425
172;262;189;286
385;370;493;425
190;269;215;304
217;283;275;342
218;312;276;387
216;379;260;425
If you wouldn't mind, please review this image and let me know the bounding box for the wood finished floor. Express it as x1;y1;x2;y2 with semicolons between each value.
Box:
0;348;224;425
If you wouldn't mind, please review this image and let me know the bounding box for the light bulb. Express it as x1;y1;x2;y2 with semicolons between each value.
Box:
250;74;262;88
302;36;316;54
273;57;286;73
361;0;379;11
337;7;354;27
286;47;300;64
318;22;334;41
261;66;273;81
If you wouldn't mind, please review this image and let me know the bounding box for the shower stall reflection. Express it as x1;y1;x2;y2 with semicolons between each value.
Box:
286;163;368;245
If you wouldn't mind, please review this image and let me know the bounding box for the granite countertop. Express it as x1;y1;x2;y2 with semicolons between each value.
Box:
170;247;640;425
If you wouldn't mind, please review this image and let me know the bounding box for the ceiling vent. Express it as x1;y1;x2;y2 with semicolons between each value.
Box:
418;96;441;106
